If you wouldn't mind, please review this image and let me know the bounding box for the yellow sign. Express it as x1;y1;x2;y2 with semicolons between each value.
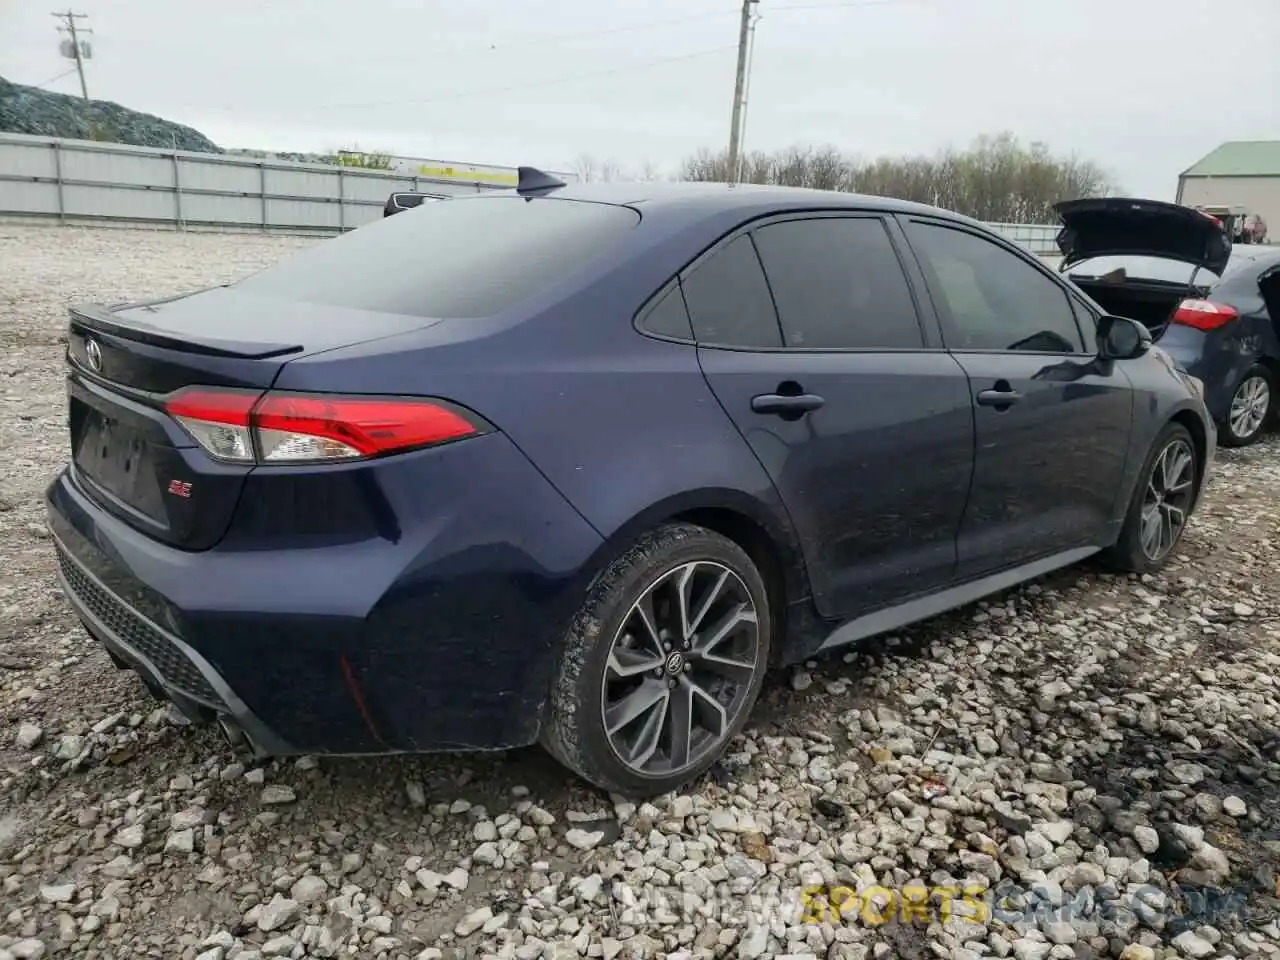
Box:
415;165;519;185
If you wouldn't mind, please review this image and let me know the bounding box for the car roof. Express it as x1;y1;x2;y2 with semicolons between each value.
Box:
515;179;987;229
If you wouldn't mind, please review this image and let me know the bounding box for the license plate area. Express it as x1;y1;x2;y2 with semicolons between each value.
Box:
72;403;166;524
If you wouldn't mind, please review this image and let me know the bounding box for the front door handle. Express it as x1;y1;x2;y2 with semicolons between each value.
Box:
751;393;825;416
976;385;1023;407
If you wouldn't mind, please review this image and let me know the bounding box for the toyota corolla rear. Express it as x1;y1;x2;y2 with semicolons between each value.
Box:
45;193;643;756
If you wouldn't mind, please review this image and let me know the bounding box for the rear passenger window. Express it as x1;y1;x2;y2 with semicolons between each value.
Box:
638;285;694;341
752;217;924;349
680;235;783;348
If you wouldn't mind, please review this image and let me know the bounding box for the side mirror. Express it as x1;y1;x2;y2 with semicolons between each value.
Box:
1096;315;1152;360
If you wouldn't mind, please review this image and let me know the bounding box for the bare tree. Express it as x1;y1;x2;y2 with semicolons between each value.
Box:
574;152;601;183
677;133;1117;222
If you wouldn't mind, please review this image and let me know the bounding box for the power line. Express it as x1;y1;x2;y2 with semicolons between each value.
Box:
296;45;739;111
770;0;922;12
51;10;93;100
28;67;78;90
482;10;740;49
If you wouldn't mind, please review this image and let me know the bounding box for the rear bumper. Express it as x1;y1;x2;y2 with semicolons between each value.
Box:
45;431;604;756
51;532;293;753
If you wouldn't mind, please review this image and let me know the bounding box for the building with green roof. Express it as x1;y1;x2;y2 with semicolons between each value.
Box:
1176;141;1280;238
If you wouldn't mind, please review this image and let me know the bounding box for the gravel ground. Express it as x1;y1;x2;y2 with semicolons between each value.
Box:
2;222;1280;960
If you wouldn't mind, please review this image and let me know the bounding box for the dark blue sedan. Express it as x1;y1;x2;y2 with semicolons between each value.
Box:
46;172;1215;797
1055;197;1280;446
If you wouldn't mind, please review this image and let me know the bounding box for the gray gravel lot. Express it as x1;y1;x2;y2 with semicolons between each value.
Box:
2;222;1280;960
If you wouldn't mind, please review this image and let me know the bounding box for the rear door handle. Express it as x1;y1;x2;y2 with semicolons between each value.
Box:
976;387;1023;407
751;393;825;416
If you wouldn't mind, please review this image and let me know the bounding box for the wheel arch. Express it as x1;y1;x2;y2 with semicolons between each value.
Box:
1168;407;1209;506
579;489;812;666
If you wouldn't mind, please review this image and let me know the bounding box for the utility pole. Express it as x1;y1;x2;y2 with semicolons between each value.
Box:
52;10;92;101
725;0;758;185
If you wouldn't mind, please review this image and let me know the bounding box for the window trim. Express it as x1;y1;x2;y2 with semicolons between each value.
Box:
899;215;1094;357
633;208;946;354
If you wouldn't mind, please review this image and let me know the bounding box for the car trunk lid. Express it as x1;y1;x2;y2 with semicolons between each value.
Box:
1054;197;1232;275
67;287;439;550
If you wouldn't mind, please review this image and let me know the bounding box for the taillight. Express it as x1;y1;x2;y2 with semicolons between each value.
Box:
1171;299;1239;331
164;388;488;464
165;388;257;463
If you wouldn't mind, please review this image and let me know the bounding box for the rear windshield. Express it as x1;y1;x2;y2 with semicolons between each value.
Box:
237;195;640;318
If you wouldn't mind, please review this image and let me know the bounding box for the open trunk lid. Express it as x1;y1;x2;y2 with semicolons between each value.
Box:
66;287;439;550
1054;197;1232;275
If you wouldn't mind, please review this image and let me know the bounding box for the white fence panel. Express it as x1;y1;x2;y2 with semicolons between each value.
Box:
0;133;1067;251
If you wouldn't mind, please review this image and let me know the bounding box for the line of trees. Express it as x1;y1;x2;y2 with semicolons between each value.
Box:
575;133;1117;224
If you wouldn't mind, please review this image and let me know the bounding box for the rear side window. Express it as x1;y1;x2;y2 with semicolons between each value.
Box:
638;285;694;341
751;217;924;349
680;235;783;348
236;196;640;318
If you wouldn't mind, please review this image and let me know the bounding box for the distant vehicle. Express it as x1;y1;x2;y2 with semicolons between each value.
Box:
1056;197;1280;446
383;192;447;217
47;173;1214;797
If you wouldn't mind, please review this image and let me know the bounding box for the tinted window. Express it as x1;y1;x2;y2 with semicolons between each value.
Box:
638;285;694;340
680;235;782;348
237;196;640;318
752;217;923;349
906;222;1084;353
1070;297;1097;342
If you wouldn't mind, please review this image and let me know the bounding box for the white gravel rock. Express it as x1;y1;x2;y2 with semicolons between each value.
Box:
260;785;296;805
565;828;606;850
15;723;42;749
257;896;300;932
1223;795;1248;817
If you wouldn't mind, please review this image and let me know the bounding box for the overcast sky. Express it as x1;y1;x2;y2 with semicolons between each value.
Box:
2;0;1276;199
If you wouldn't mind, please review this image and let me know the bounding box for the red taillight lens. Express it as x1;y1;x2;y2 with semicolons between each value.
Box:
254;393;482;462
1171;299;1239;331
163;388;487;464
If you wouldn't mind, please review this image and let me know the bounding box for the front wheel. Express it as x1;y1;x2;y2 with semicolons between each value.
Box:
1104;422;1199;574
541;523;771;798
1220;364;1273;447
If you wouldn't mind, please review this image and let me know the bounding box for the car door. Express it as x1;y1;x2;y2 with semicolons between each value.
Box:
899;215;1134;578
684;213;975;621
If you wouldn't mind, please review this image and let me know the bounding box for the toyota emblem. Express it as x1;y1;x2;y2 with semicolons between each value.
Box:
85;338;102;372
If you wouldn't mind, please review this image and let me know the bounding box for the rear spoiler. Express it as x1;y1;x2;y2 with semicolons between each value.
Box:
383;192;449;217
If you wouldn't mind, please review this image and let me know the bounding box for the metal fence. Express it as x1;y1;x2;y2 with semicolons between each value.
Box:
986;221;1061;255
0;133;1065;253
0;132;510;234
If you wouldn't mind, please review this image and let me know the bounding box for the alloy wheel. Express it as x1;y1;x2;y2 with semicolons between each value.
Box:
1229;375;1270;440
600;560;761;778
1139;438;1196;561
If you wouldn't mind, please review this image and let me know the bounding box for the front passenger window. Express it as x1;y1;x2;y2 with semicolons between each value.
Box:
905;221;1085;353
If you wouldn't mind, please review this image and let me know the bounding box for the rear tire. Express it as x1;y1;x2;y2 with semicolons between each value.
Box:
541;523;771;798
1104;422;1198;574
1219;364;1273;447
